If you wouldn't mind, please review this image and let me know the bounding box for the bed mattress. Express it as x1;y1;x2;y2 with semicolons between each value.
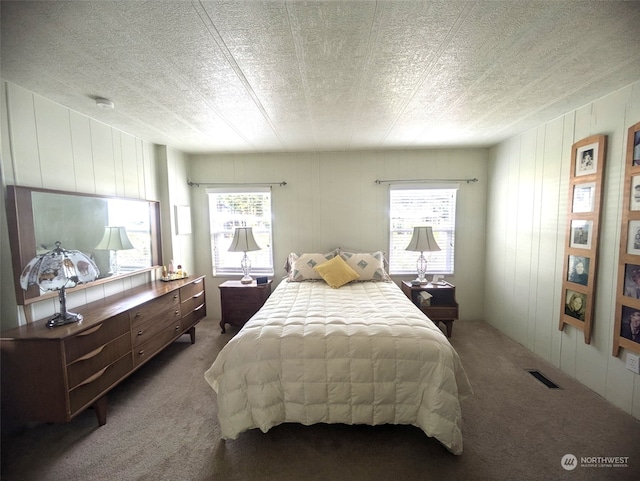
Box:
204;280;472;454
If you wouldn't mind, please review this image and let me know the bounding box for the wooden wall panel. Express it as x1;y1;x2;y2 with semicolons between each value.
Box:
486;81;640;420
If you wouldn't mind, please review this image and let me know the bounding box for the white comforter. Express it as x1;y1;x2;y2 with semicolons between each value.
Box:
204;280;473;454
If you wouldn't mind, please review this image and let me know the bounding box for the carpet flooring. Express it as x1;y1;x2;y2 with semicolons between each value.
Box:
1;317;639;481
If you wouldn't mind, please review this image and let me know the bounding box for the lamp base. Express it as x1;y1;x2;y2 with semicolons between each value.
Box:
240;275;254;284
47;312;83;328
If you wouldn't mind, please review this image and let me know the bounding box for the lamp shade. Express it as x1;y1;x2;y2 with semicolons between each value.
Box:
95;226;134;251
405;226;441;253
228;227;261;253
20;241;99;291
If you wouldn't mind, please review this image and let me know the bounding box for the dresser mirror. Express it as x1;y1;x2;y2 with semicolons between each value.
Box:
7;185;162;305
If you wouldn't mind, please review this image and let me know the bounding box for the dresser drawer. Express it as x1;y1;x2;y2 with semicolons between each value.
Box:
130;292;180;329
181;303;206;331
64;313;130;364
131;308;181;348
133;323;182;367
180;278;205;301
181;290;205;314
66;334;131;390
69;354;133;415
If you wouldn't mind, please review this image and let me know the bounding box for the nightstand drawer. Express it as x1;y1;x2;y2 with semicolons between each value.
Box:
423;306;458;320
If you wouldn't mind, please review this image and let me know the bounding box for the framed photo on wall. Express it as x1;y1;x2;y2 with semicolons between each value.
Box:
630;176;640;211
569;220;592;249
614;121;640;356
567;255;589;286
572;182;595;213
575;142;598;176
560;134;606;345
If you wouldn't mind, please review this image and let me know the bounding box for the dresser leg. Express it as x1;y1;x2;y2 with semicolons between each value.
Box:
188;326;196;344
443;321;453;338
220;320;226;334
93;396;108;426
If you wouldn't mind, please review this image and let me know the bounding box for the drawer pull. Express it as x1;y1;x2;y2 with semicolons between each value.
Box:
194;304;204;311
78;324;103;337
137;330;144;336
76;345;105;361
173;294;178;299
138;349;145;356
175;325;181;331
193;279;203;285
174;310;180;316
134;312;141;318
76;366;108;388
192;292;204;299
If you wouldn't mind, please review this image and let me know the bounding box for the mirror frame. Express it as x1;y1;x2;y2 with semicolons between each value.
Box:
6;185;162;305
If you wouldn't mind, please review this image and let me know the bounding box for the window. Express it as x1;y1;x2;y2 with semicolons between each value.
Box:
207;188;273;276
389;185;457;275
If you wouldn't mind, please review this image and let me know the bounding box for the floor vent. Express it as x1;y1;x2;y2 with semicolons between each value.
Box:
526;369;561;389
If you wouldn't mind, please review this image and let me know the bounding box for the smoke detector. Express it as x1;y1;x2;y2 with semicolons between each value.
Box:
95;97;114;109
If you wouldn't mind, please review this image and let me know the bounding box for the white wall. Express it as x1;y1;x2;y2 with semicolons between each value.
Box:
188;149;488;320
0;81;163;331
485;81;640;419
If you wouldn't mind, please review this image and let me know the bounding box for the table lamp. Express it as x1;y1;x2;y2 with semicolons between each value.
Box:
20;241;100;327
405;226;441;285
228;227;261;284
95;226;134;276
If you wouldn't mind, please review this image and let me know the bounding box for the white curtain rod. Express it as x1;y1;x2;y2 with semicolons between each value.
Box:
375;178;478;184
187;180;287;187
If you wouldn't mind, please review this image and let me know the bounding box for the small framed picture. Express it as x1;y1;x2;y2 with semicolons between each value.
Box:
627;220;640;255
564;289;586;322
620;306;640;344
575;142;598;176
567;255;589;286
630;176;640;211
633;129;640;166
570;220;593;249
623;264;640;299
572;182;595;213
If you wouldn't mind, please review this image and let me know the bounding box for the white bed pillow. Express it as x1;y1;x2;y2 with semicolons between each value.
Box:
338;250;390;281
286;250;338;281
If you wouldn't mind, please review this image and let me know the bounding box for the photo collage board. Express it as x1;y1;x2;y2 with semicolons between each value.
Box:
613;121;640;356
559;134;607;344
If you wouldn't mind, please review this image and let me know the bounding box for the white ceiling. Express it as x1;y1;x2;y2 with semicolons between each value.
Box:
2;1;640;154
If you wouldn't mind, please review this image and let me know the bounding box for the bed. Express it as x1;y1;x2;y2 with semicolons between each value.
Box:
204;251;473;454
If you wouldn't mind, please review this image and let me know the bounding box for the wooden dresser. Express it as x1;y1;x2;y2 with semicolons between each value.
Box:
1;276;206;426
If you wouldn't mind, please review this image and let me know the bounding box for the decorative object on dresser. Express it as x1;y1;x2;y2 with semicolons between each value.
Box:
228;227;261;284
219;279;272;333
0;276;206;427
401;280;459;337
19;241;100;328
94;226;135;276
405;226;441;285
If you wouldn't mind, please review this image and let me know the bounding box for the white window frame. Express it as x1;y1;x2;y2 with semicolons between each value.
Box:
207;187;274;277
388;184;458;276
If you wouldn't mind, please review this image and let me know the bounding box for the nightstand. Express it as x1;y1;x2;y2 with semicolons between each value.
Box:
401;281;459;337
219;280;272;333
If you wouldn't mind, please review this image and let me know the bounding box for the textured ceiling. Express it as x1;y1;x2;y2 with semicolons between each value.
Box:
2;1;640;154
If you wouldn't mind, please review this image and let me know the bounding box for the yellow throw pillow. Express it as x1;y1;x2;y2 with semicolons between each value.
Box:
314;255;360;288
